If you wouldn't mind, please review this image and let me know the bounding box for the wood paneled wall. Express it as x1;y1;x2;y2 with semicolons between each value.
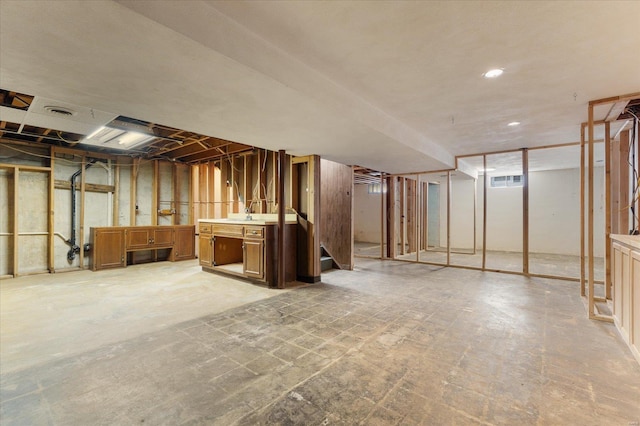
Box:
320;158;353;270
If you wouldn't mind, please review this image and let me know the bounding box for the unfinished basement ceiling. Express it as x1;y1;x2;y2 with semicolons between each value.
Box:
0;90;255;163
0;1;638;174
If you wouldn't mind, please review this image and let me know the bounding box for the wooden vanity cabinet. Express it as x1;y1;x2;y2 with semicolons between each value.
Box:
199;221;295;287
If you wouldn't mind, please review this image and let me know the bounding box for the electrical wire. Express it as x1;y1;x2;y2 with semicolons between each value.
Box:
0;142;152;168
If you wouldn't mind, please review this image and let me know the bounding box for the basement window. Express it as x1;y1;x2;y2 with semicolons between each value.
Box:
490;175;524;188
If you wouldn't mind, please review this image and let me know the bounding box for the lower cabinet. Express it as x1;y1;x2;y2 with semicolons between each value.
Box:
174;226;196;260
91;228;125;270
91;225;195;271
611;235;640;366
243;239;264;279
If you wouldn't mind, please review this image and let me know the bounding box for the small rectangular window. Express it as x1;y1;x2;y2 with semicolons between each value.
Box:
490;175;524;188
368;183;386;194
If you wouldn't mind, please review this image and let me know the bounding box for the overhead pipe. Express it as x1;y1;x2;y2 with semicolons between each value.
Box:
67;160;96;262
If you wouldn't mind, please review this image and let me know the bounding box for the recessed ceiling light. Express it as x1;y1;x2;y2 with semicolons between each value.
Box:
483;68;504;78
507;121;520;127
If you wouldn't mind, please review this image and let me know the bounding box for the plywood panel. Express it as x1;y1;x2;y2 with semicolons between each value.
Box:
320;158;353;270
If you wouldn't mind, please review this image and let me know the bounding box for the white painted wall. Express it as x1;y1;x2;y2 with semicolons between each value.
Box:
353;167;606;257
353;183;381;243
450;179;475;250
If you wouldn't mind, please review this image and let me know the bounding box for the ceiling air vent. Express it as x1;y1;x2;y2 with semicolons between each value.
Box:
43;105;76;117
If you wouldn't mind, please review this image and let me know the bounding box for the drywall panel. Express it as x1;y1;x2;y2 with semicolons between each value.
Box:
461;167;605;257
480;179;523;253
18;171;48;274
353;184;381;243
450;179;475;250
320;159;353;269
0;169;14;276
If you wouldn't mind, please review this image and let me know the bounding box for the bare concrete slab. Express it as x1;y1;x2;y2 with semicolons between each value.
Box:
1;258;639;425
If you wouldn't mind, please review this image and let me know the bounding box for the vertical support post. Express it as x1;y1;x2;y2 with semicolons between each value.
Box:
13;167;19;276
447;170;451;266
208;161;215;218
130;158;138;226
172;163;178;225
406;178;416;254
580;125;586;296
220;159;229;218
188;164;194;224
380;172;385;259
277;149;286;289
604;121;612;299
611;134;620;235
243;155;253;214
113;157;120;227
48;147;55;272
79;156;86;269
415;175;420;262
259;150;267;213
588;104;595;318
482;155;487;270
424;180;429;252
620;130;631;234
387;176;396;258
152;160;159;226
399;177;405;255
473;178;477;256
523;148;529;275
310;155;321;278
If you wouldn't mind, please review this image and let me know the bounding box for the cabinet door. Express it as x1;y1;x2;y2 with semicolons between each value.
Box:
153;228;174;247
174;227;195;261
93;229;125;270
199;235;213;267
127;228;152;250
243;239;264;280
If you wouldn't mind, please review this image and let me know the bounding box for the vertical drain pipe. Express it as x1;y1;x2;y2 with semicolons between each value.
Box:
67;160;96;262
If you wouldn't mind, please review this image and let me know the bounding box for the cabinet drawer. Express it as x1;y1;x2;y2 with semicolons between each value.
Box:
199;223;212;234
244;226;264;239
212;224;244;237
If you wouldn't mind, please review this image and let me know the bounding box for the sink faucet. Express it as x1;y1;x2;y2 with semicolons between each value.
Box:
245;200;255;220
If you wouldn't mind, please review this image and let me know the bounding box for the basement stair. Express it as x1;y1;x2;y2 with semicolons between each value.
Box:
320;245;337;272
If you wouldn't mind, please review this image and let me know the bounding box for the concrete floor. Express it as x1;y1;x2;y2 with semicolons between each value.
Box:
1;259;639;425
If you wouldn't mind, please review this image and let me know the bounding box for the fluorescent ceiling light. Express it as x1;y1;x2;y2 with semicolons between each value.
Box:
85;126;106;139
81;126;155;151
483;68;504;78
507;121;520;127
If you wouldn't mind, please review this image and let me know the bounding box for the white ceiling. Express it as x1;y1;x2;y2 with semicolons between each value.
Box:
0;1;638;174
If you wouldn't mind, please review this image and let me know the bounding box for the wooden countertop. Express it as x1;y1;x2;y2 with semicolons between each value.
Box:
610;234;640;251
199;213;297;226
